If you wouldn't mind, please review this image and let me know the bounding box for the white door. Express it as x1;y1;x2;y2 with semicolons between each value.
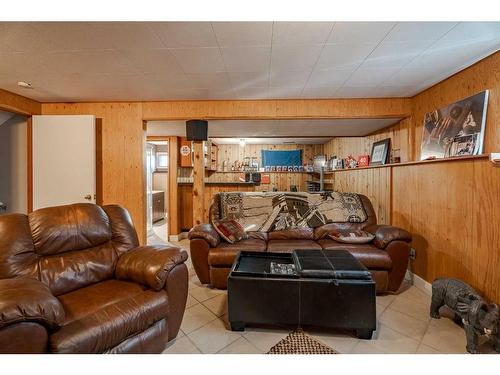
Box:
32;115;96;210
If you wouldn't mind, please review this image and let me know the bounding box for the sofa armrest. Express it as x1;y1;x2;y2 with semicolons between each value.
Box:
188;224;220;247
364;224;412;249
0;278;65;330
116;245;188;291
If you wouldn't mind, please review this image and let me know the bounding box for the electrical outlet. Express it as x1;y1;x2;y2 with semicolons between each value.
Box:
409;248;416;260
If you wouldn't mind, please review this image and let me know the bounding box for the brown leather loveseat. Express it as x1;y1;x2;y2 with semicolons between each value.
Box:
0;203;188;353
189;194;411;293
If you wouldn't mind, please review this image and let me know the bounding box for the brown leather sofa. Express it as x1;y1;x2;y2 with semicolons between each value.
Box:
189;194;411;293
0;203;188;354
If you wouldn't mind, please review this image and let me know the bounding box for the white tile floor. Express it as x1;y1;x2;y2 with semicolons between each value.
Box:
162;239;497;354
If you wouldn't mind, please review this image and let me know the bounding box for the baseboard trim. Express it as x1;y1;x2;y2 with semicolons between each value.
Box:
406;270;432;295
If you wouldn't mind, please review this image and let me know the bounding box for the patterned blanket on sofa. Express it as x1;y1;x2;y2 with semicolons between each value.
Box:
212;191;367;232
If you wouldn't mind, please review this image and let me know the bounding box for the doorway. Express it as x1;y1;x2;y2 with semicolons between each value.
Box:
0;110;28;215
145;138;169;245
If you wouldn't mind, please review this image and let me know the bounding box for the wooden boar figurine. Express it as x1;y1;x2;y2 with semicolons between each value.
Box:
431;278;499;354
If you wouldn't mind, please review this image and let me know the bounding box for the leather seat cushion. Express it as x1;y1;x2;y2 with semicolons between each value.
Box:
318;239;392;269
267;240;322;252
208;239;266;267
52;280;168;353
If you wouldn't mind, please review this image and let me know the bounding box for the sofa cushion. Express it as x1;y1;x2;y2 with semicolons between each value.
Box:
52;279;168;353
213;219;247;244
318;239;392;269
208;238;267;267
268;227;314;240
267;240;322;253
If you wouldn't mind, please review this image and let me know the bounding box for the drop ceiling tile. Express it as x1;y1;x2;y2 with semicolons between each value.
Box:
212;22;273;47
306;67;353;88
228;71;269;89
373;86;416;97
384;22;457;42
269;70;310;88
91;22;164;50
1;22;61;52
301;87;339;98
207;87;268;100
184;72;232;89
328;22;395;44
408;38;499;72
361;40;435;68
160;88;209;100
0;52;47;77
170;47;225;74
332;86;380;98
440;22;500;42
316;43;377;69
381;67;448;87
270;44;323;71
221;46;271;72
344;67;398;87
267;86;302;99
29;22;117;51
120;49;186;76
39;50;141;75
272;22;333;45
150;22;218;48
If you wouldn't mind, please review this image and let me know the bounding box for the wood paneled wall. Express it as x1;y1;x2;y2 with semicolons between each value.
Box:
392;158;500;303
323;117;412;163
330;167;392;225
216;143;324;169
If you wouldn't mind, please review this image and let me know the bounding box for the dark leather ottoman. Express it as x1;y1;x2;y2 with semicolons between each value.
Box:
227;249;376;339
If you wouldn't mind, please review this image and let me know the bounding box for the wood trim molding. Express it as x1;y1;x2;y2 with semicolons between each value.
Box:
0;88;41;116
27;116;33;213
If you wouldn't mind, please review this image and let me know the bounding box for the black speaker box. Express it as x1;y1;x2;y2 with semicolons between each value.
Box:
186;119;208;141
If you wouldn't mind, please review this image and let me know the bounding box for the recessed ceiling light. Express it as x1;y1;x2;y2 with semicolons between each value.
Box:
17;81;33;89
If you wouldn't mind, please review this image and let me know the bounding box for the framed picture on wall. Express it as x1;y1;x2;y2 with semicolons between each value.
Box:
370;138;391;166
420;90;489;160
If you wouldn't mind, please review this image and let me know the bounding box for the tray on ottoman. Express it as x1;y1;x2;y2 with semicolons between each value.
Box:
228;249;376;339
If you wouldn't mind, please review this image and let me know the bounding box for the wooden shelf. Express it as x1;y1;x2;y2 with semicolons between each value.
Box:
323;154;489;174
209;171;315;174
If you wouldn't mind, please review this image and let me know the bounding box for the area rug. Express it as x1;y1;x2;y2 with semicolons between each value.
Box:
267;330;338;354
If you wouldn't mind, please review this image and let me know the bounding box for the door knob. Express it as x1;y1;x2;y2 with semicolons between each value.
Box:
84;195;92;200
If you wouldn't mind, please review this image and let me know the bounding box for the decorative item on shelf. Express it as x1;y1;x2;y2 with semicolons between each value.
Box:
287;166;293;172
335;159;344;170
270;166;276;172
391;149;401;164
430;278;500;354
326;155;337;171
293;165;299;172
370;138;391;166
345;155;358;169
276;166;282;172
264;166;271;172
313;155;327;172
238;173;245;182
305;164;314;172
298;165;305;172
421;90;489;160
357;155;370;168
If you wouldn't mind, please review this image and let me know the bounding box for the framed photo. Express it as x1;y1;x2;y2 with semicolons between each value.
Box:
370;138;391;165
420;90;489;160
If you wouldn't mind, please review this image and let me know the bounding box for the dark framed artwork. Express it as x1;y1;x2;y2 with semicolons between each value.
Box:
420;90;489;160
370;138;391;166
